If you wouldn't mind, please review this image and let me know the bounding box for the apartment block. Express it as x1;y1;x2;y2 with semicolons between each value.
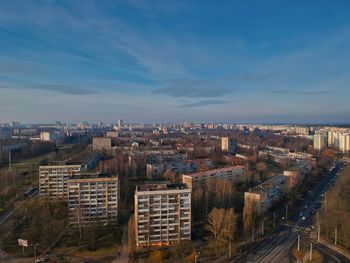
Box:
338;133;350;153
221;137;237;153
134;182;191;247
244;175;287;214
182;165;244;189
146;158;213;179
68;174;119;225
39;164;81;199
313;133;327;150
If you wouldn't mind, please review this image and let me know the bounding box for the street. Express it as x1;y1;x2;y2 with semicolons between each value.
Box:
233;162;350;263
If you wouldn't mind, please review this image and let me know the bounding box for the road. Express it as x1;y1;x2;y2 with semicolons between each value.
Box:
0;187;38;226
233;162;350;263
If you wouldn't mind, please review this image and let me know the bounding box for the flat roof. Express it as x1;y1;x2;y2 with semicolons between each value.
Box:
136;181;189;192
182;165;244;178
68;173;118;182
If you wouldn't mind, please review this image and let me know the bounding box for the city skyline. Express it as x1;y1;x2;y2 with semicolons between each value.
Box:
0;0;350;123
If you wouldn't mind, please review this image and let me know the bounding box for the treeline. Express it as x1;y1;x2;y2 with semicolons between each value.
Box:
0;199;67;256
0;141;55;165
320;164;350;248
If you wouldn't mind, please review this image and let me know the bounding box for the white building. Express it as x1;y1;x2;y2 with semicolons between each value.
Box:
68;174;119;225
134;182;191;247
40;131;65;142
338;133;350;153
313;133;327;150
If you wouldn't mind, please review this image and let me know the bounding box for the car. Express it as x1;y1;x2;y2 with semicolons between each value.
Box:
35;256;49;263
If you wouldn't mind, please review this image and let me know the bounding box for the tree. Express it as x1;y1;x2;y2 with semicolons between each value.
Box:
222;208;237;258
128;215;136;257
163;169;176;183
205;208;237;257
243;199;260;235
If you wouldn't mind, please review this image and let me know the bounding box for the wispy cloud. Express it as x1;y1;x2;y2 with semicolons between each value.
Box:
0;84;98;95
177;99;230;108
267;89;338;95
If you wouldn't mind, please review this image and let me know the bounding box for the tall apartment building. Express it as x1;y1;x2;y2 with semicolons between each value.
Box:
134;182;191;247
39;164;81;199
0;128;12;140
182;165;244;189
68;174;119;225
328;131;335;146
221;137;236;153
294;126;309;135
338;133;350;153
313;133;327;150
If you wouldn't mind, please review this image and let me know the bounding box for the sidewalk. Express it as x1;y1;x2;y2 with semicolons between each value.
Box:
317;239;350;260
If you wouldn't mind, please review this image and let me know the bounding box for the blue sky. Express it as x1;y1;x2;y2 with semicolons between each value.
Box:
0;0;349;124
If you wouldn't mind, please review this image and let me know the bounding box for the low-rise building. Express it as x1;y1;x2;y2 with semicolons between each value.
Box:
92;137;112;151
68;174;119;225
182;165;245;189
147;158;213;179
134;182;191;247
40;131;65;142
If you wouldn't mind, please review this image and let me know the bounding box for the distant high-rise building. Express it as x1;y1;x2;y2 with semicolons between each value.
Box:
118;119;123;129
338;133;350;153
327;131;335;146
134;182;191;247
221;137;237;153
294;126;309;135
313;134;327;150
0;128;12;140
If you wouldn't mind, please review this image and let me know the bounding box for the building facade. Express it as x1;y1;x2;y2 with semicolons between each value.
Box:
68;174;119;225
134;182;191;247
39;164;82;199
313;134;327;150
244;175;288;214
182;165;244;189
92;137;112;151
221;137;236;153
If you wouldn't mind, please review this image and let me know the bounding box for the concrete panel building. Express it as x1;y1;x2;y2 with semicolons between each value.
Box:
221;137;237;154
68;174;119;225
39;164;82;199
134;182;191;247
313;133;327;150
339;133;350;153
244;175;287;214
182;165;244;189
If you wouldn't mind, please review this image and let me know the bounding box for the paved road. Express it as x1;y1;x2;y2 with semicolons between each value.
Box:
233;162;350;263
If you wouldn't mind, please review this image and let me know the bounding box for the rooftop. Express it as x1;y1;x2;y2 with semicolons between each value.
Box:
68;173;118;182
136;181;189;192
183;165;244;178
